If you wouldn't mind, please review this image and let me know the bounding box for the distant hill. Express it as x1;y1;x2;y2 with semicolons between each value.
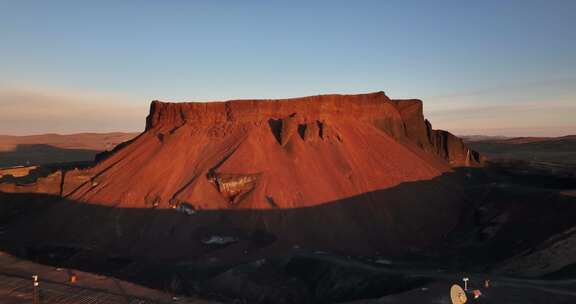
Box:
460;135;510;142
465;135;576;165
0;132;139;167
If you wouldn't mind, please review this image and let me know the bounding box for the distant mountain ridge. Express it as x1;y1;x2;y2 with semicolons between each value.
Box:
462;134;576;144
465;134;576;165
0;132;139;151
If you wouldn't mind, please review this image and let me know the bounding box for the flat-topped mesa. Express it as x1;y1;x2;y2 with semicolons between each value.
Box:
145;92;481;167
145;92;406;138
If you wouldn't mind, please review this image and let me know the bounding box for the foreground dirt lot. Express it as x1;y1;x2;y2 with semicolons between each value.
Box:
0;251;215;304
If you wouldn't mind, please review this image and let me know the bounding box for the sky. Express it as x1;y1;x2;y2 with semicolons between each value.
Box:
1;0;575;136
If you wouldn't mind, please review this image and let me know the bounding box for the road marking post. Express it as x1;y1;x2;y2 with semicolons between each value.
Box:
32;274;40;304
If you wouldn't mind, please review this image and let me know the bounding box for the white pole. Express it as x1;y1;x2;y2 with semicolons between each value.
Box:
32;275;39;304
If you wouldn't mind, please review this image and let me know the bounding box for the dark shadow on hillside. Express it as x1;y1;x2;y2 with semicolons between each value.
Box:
0;166;576;302
0;169;473;257
0;144;102;167
0;169;469;302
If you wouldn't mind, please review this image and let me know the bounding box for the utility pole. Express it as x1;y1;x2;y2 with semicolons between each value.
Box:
462;277;469;291
32;274;40;304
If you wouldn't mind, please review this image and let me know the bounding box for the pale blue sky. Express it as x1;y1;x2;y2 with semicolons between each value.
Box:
1;1;575;136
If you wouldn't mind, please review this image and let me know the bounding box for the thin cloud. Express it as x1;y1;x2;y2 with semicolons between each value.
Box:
426;98;576;137
425;77;576;100
454;125;576;137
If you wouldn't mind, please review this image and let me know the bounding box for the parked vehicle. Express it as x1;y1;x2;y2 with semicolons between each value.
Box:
171;202;196;215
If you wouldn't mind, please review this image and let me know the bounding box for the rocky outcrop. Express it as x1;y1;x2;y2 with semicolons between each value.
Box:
0;168;93;197
0;171;62;195
390;99;481;166
207;172;260;205
427;126;482;167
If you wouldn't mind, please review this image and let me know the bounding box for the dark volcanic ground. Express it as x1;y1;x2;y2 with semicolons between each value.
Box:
1;162;576;303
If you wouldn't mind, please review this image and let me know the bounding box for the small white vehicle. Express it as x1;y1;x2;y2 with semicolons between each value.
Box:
172;202;196;215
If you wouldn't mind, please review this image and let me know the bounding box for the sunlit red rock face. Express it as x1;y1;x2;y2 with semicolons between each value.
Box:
67;92;480;210
390;99;482;166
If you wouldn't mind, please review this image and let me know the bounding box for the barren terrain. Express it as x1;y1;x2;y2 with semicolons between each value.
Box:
1;94;574;303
